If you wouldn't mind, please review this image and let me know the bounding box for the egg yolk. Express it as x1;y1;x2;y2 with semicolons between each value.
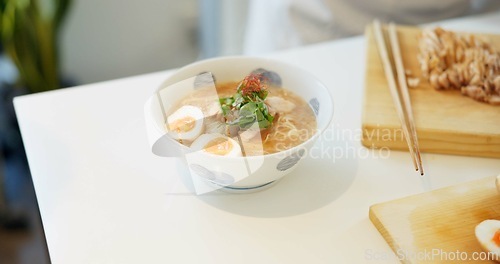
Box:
492;230;500;246
203;137;233;155
169;117;196;133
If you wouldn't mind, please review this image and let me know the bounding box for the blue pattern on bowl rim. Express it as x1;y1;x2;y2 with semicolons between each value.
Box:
251;68;282;87
189;163;234;186
309;98;320;116
276;149;306;171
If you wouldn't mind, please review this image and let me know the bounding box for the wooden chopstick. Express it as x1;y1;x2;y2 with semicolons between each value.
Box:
372;20;422;174
388;23;424;175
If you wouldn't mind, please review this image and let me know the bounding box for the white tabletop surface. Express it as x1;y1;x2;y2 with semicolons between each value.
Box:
14;12;500;264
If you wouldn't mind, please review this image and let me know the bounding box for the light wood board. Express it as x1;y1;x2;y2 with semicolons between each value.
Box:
361;25;500;158
370;176;500;263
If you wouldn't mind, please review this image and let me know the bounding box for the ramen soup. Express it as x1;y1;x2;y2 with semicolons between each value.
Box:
166;73;317;156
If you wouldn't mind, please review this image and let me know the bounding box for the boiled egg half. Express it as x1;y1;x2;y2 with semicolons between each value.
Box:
166;105;204;141
191;133;242;157
475;219;500;261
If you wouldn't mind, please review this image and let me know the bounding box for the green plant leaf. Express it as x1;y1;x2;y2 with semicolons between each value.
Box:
54;0;72;31
0;0;73;93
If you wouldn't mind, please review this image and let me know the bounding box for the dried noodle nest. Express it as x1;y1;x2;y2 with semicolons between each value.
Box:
418;27;500;105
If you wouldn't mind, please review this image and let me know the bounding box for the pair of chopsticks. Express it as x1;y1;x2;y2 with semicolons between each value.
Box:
373;20;424;175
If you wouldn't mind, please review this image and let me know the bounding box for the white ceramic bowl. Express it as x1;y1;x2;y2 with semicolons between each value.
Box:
145;56;333;193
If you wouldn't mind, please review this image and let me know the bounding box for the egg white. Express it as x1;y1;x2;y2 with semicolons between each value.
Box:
191;133;242;157
475;219;500;261
496;174;500;194
166;105;204;141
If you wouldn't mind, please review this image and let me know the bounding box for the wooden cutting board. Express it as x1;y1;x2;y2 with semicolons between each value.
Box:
361;25;500;158
370;176;499;264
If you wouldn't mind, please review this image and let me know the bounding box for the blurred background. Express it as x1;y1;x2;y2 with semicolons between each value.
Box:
43;0;500;84
1;0;500;263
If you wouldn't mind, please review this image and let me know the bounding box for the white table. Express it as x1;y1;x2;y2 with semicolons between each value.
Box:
14;13;500;264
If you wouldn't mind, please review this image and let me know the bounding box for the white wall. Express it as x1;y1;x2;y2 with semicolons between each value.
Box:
198;0;249;58
219;0;249;56
60;0;199;84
